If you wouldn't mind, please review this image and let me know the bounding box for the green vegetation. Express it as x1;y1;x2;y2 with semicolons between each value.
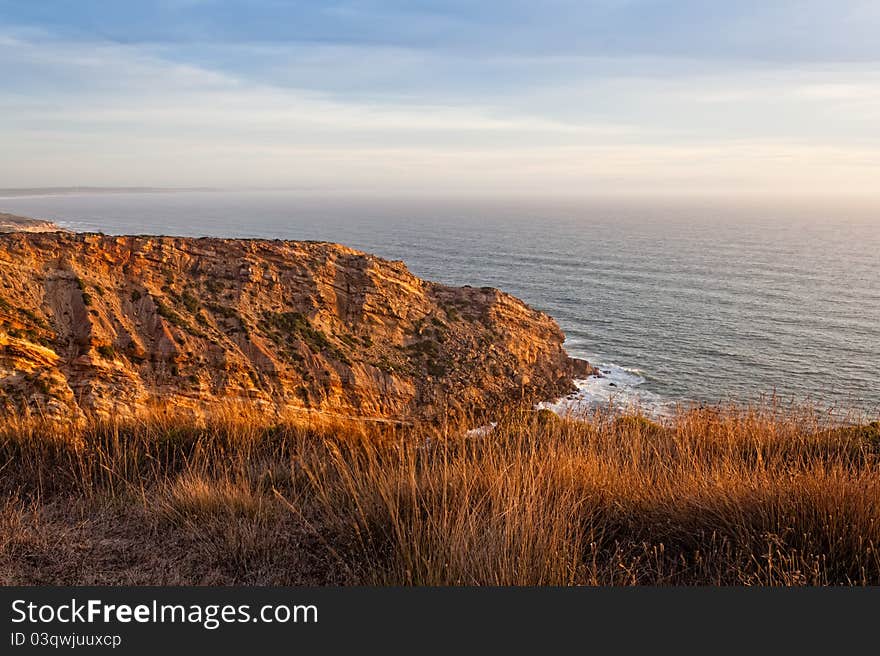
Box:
18;307;49;330
181;290;200;313
155;301;186;329
2;324;51;347
262;311;351;364
206;302;238;320
153;299;207;339
612;414;667;437
821;422;880;451
264;311;331;350
402;339;446;377
0;300;55;346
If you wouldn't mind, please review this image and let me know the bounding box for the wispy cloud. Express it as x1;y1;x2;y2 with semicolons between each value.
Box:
1;1;880;196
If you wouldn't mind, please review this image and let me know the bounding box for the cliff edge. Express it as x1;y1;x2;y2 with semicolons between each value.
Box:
0;232;594;421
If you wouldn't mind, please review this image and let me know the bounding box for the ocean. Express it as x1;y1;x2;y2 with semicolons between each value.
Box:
2;190;878;417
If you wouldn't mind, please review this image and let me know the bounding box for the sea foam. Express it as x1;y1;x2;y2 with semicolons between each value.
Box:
538;361;673;418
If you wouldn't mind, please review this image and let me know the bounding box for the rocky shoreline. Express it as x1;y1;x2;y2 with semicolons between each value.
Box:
0;212;64;234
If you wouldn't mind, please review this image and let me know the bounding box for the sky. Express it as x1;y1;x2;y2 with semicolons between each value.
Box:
2;1;880;196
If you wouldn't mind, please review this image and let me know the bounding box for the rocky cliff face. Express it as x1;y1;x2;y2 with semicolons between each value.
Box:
0;232;594;422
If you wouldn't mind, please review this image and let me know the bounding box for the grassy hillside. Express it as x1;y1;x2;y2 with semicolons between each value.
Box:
1;404;878;585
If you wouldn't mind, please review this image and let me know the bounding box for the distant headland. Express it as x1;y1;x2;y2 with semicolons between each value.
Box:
0;212;63;233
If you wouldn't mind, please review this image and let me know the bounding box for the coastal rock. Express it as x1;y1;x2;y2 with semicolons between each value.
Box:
570;357;600;378
0;212;63;233
0;232;591;421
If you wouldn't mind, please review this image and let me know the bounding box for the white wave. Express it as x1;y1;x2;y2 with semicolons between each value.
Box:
56;220;94;231
537;362;673;418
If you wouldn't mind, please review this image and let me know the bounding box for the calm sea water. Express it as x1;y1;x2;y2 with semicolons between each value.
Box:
2;191;878;416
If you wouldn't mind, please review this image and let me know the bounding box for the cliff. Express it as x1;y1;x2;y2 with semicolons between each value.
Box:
0;232;594;421
0;212;63;234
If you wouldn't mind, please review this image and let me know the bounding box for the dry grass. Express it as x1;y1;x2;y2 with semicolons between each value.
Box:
1;402;878;585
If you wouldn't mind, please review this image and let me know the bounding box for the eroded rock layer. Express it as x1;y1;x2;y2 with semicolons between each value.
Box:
0;232;594;421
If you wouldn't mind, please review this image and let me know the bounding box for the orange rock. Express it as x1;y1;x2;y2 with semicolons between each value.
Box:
0;232;591;421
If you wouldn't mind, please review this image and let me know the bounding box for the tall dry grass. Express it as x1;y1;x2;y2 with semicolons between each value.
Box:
1;403;878;585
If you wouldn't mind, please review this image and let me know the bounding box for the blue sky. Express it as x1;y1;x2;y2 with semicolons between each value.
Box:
2;1;879;195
